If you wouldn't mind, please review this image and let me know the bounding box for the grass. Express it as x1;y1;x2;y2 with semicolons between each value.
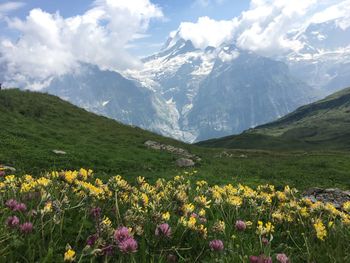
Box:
1;89;350;190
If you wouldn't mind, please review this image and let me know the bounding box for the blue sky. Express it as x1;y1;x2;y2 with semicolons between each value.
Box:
0;0;249;56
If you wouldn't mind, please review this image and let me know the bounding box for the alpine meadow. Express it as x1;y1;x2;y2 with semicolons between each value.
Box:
0;1;350;262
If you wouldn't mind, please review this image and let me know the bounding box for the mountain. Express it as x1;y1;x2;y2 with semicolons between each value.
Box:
45;64;185;140
286;20;350;93
0;88;188;176
127;38;317;142
197;87;350;151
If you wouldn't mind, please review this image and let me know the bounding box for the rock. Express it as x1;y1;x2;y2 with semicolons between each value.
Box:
144;140;201;162
53;150;67;155
176;158;195;168
303;188;350;210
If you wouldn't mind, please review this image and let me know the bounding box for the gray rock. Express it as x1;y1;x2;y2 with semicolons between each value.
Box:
303;188;350;211
144;140;200;162
176;158;195;168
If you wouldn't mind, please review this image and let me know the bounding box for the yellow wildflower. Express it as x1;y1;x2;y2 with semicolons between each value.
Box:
314;219;327;241
64;249;76;262
343;201;350;213
257;221;274;235
162;212;170;221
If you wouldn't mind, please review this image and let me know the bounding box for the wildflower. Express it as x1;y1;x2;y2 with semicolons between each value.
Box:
118;237;138;254
249;256;259;263
183;203;195;214
162;211;170;221
86;234;98;246
343;201;350;213
257;221;274;236
249;255;272;263
20;222;33;234
5;199;18;210
262;237;269;245
209;239;224;252
212;220;226;233
187;216;197;229
43;202;52;213
276;253;290;263
64;249;76;262
314;219;327;241
101;245;114;256
155;223;172;238
102;216;112;227
6;216;20;228
14;202;27;212
198;209;206;217
90;207;101;219
166;253;178;262
114;227;131;243
235;220;246;231
0;170;5;177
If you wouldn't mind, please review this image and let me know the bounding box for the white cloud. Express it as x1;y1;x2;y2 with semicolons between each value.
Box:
0;0;162;88
193;0;226;8
173;0;350;56
0;1;25;18
177;16;239;49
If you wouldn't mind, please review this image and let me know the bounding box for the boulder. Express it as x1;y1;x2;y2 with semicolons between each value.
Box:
176;158;195;168
303;188;350;209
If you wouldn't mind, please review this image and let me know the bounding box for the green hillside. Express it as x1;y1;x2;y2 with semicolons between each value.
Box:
198;87;350;151
0;89;190;178
1;89;350;189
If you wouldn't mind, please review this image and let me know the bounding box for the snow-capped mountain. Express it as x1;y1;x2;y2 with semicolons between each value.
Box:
286;19;350;93
126;37;317;141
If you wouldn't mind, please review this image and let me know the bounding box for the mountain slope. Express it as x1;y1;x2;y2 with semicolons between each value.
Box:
0;89;190;177
128;39;318;142
197;87;350;150
188;47;316;141
45;64;184;140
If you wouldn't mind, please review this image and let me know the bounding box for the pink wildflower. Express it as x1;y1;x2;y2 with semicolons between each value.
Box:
155;223;172;238
235;220;247;231
118;237;138;254
209;239;224;251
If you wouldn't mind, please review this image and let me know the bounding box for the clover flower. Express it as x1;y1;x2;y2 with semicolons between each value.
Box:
235;220;246;231
118;237;138;254
276;253;290;263
155;223;172;238
249;255;272;263
6;216;20;228
20;222;33;234
209;239;224;252
114;226;131;243
86;234;98;246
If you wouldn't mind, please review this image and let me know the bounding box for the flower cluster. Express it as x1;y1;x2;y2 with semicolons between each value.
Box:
0;169;349;262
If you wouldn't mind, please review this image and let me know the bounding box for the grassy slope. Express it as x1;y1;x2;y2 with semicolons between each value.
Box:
198;87;350;151
1;89;350;190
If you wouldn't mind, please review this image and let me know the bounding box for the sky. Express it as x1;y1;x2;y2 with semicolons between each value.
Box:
0;0;249;56
0;0;349;88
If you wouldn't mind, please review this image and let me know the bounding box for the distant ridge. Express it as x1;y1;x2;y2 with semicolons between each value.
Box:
197;87;350;151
